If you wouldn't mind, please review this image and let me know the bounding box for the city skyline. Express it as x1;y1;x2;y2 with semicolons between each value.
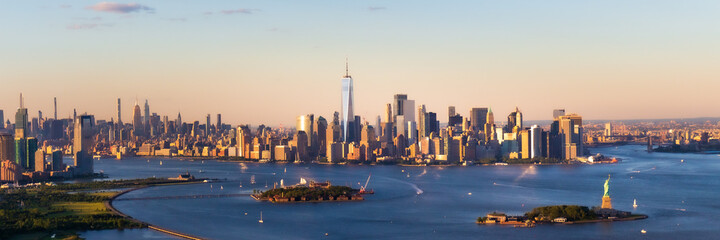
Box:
3;1;720;126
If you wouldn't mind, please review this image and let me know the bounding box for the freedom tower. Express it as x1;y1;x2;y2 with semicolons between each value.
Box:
341;60;355;143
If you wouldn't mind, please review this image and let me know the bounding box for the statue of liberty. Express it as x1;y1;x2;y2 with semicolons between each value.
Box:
603;174;610;197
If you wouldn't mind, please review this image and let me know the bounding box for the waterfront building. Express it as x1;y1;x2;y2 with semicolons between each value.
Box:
556;114;584;160
294;131;309;162
1;159;22;182
530;125;543;158
341;62;355;143
520;129;530;159
73;115;95;176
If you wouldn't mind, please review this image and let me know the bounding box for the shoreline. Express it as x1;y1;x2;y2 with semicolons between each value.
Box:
106;181;208;240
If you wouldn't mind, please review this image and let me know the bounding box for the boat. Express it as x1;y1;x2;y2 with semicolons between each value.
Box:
284;167;287;173
641;229;647;234
258;211;264;223
160;161;163;166
250;175;256;184
300;178;307;185
280;179;284;187
220;186;224;190
633;199;638;208
264;180;268;188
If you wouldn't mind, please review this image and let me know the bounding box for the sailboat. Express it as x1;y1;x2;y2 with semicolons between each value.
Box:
280;179;284;187
633;199;638;208
160;161;163;166
265;180;268;188
258;211;264;223
284;167;287;173
300;178;307;185
250;175;256;185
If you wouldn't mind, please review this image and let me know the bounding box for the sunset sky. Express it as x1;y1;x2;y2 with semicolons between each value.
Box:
2;1;719;127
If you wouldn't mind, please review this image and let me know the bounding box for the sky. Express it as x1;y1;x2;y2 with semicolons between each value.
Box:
1;1;720;127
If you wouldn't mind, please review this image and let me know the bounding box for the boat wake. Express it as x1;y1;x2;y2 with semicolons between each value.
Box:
377;175;424;195
514;166;536;183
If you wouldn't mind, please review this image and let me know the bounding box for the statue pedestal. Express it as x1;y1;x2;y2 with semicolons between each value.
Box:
601;196;612;209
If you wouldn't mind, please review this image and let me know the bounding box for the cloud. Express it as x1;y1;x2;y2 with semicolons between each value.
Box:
220;8;256;15
67;24;99;30
86;2;154;14
367;6;386;11
66;23;113;30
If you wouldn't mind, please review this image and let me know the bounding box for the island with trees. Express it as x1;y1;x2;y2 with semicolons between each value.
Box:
252;180;366;203
477;205;647;227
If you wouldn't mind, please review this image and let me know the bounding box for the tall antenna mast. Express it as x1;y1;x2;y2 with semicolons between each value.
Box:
344;57;350;78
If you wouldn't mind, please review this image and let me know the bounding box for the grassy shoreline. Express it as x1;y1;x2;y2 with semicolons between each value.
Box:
0;178;206;239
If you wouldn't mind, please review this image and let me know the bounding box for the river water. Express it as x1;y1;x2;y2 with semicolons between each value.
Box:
78;145;720;239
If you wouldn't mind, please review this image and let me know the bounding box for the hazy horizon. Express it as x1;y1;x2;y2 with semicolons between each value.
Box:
3;1;720;126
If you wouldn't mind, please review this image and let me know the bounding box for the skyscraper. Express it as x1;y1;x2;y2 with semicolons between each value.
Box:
341;61;355;143
384;103;392;123
54;97;57;120
217;114;222;132
506;107;523;132
0;133;14;162
73;115;95;175
392;94;415;140
296;114;314;148
15;93;28;139
470;108;489;133
418;105;427;138
393;94;407;124
0;110;4;129
117;98;122;125
553;109;566;120
133;101;143;137
206;114;211;135
448;106;456;118
144;99;150;128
